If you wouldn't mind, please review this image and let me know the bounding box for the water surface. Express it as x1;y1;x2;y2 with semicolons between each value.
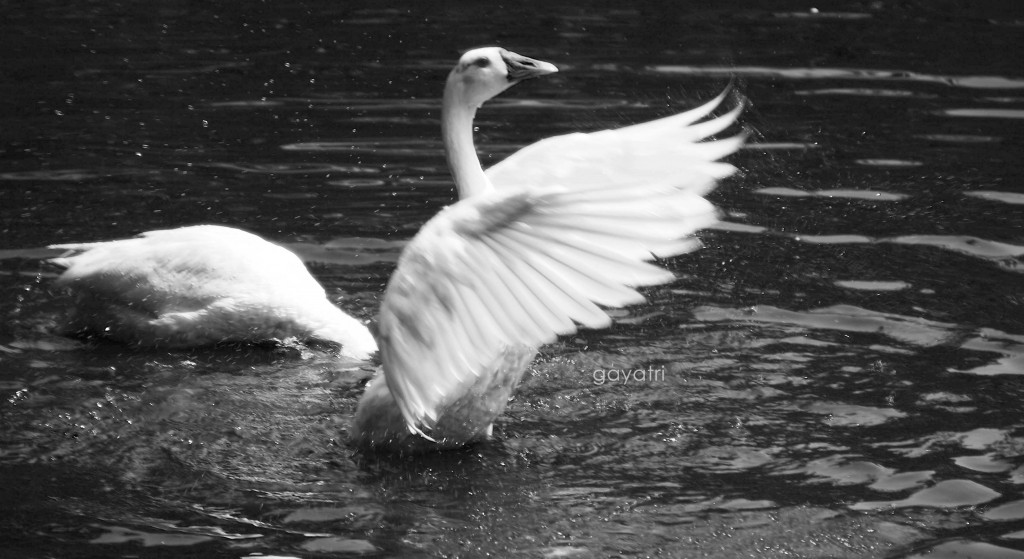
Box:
1;2;1023;557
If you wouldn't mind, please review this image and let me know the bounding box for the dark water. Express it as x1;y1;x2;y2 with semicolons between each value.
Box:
2;1;1024;557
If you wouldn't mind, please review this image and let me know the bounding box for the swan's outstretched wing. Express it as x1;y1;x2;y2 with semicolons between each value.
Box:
378;109;741;436
486;90;742;194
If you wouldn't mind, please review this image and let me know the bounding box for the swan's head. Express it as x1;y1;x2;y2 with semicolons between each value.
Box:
445;47;558;109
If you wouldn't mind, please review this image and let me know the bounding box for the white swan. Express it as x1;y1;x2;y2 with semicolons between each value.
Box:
350;47;743;452
49;225;378;359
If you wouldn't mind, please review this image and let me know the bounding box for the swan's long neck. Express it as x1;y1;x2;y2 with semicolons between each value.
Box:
442;86;493;198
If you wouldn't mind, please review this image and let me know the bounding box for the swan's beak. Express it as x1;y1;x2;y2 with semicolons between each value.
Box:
502;51;558;82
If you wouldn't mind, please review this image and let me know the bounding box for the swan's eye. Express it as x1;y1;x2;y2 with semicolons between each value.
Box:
473;57;491;68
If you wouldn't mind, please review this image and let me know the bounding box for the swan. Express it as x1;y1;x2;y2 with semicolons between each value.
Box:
49;224;378;359
350;47;743;452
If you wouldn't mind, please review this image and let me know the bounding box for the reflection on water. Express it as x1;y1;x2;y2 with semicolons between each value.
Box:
2;1;1023;558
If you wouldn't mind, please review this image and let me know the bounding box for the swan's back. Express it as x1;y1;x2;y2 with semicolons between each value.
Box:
51;225;377;356
54;226;311;307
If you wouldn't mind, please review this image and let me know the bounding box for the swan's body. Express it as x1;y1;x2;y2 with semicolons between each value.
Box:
49;225;377;359
351;48;743;451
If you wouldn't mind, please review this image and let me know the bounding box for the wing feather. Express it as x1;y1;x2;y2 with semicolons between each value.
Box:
471;239;558;339
487;90;744;192
481;236;578;335
489;234;611;330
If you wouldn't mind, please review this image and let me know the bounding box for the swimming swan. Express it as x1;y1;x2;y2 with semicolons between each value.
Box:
49;224;378;359
350;47;744;451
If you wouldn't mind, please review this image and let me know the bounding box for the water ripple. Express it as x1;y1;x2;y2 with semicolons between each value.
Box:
742;142;820;150
984;499;1024;521
696;304;1024;376
208;97;436;110
693;304;955;347
915;133;1002;143
287;236;406;267
851;479;1000;510
964;191;1024;205
301;538;379;554
0;247;65;262
792;233;873;244
281;139;437;155
326;178;388;188
204;99;284;108
795;88;936;98
799;455;933;490
710;221;769;235
888;235;1024;259
940;108;1024;119
771;10;872;20
202;163;381;175
91;525;217;547
756;187;909;201
648;66;1024;89
854;158;923;167
956;329;1024;376
208;96;630;112
834;280;911;291
954;454;1014;473
805;402;907;427
908;541;1024;559
0;169;142;181
717;221;1024;261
